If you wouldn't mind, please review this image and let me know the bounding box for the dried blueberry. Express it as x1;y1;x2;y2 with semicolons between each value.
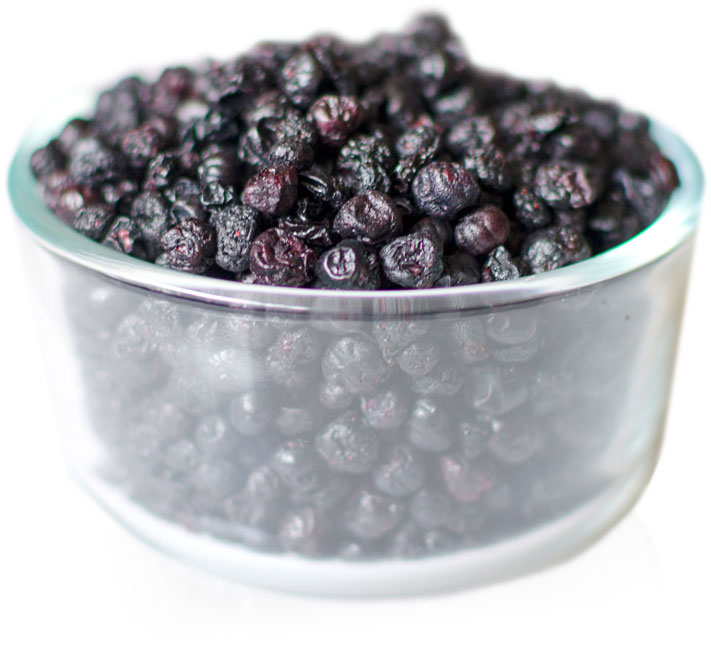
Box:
407;398;453;452
242;165;299;216
454;205;510;256
333;191;402;245
316;240;380;289
373;444;426;497
534;160;604;209
249;227;316;286
344;488;404;541
521;227;592;273
307;95;365;146
322;335;390;395
411;161;479;220
360;385;411;430
315;411;379;474
380;232;444;289
212;203;260;273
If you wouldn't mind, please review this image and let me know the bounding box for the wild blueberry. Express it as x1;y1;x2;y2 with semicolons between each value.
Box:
411;161;479;220
30;142;66;180
344;488;404;541
446;116;496;154
229;389;273;437
380;232;444;289
242;165;299;216
72;203;115;240
396;340;441;377
307;95;365;146
318;380;354;411
409;489;454;530
279;50;324;108
272;439;325;493
212;203;260;273
337;133;395;194
463;145;511;190
68;136;125;188
333;191;402;245
249;227;316;286
435;252;481;287
481;246;528;282
454;205;510;256
440;454;494;503
513;187;552;229
316;240;380;289
322;335;390;395
534;160;604;209
373;444;426;497
314;411;379;474
521;227;592;273
160;218;216;273
407;397;453;452
101;215;146;257
360;385;411;430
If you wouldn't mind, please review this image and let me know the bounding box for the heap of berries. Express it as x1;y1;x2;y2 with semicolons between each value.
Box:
31;14;678;290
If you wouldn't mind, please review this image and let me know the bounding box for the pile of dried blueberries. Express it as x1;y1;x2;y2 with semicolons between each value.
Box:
31;14;678;289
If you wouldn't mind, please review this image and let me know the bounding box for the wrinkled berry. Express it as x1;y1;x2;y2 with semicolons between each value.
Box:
249;227;316;286
242;165;299;216
411;161;479;220
160;218;216;273
373;444;426;497
481;246;528;282
454;205;510;256
521;227;592;273
380;232;444;288
316;240;380;289
315;411;379;474
307;95;365;146
333;191;402;245
212;203;260;273
534;160;604;209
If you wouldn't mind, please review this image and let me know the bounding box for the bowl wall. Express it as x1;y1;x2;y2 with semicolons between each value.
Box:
16;231;694;594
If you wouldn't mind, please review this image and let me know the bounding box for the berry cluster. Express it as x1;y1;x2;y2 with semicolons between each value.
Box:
31;14;678;289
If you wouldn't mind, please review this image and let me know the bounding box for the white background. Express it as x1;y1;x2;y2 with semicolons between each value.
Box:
1;1;709;653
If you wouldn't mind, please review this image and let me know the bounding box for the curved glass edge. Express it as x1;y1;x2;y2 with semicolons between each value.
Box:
8;92;705;317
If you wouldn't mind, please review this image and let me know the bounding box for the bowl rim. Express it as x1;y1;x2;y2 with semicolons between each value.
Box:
8;92;705;317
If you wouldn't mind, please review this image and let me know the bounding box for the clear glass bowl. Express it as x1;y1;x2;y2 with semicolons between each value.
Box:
8;93;704;596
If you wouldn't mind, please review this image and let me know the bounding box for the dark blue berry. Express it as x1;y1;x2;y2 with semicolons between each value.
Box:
481;246;528;282
315;411;379;474
380;232;444;289
322;335;390;395
407;398;453;452
249;227;316;286
72;203;115;240
373;444;426;497
212;203;260;273
316;240;380;289
360;385;411;430
344;488;404;541
242;165;299;217
101;215;146;257
307;95;365;146
454;205;510;256
534;160;604;209
333;191;402;245
160;218;216;273
521;227;591;273
411;161;479;220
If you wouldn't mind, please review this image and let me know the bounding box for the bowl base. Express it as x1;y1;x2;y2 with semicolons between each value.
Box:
70;453;657;597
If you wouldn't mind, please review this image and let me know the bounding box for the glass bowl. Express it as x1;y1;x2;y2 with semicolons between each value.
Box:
8;93;704;596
